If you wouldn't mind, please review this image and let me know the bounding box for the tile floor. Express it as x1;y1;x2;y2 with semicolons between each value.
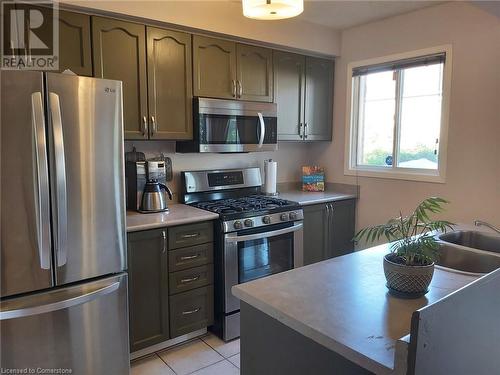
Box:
131;333;240;375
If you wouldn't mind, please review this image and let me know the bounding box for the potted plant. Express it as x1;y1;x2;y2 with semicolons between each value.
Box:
355;197;454;298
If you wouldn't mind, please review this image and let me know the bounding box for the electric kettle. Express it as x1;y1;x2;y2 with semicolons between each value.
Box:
139;179;173;213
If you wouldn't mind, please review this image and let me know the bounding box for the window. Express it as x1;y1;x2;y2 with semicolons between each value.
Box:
345;47;451;182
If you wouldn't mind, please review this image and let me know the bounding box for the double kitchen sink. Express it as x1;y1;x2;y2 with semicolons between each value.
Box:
436;229;500;275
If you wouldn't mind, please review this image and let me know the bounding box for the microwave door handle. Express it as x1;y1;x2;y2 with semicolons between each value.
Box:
257;112;265;148
49;92;68;267
226;222;303;243
31;92;51;270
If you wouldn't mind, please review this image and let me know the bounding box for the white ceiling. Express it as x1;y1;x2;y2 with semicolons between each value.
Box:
299;1;444;30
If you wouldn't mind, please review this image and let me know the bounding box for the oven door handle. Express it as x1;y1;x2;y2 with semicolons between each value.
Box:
226;222;303;242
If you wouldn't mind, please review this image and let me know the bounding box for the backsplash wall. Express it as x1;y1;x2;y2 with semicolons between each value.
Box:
125;141;319;201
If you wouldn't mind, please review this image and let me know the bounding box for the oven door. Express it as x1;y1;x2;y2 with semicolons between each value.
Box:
224;221;303;313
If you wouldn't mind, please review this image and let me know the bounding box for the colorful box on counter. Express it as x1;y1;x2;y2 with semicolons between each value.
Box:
302;166;325;192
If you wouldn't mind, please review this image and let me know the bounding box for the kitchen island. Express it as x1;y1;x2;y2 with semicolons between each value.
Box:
232;245;480;374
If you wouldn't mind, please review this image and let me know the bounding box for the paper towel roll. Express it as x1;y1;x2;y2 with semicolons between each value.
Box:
263;159;277;195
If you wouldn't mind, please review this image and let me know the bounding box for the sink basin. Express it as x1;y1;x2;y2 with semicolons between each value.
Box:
436;243;500;275
438;230;500;253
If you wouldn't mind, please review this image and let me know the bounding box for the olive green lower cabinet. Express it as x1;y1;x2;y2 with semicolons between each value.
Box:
127;228;169;352
127;221;214;353
303;199;356;266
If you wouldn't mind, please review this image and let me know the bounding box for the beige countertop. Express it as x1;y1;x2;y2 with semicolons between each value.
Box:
126;204;219;232
276;182;358;206
279;190;356;206
232;245;478;375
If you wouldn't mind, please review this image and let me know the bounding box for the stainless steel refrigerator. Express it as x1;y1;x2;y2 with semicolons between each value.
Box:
0;70;129;374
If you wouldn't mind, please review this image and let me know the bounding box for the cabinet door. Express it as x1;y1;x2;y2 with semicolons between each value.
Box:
274;51;305;141
58;11;92;76
236;44;273;102
147;27;193;140
92;17;148;140
302;203;328;266
193;36;236;99
304;57;334;141
128;229;169;352
329;199;356;257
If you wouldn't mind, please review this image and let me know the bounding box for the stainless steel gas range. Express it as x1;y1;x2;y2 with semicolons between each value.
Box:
181;168;303;341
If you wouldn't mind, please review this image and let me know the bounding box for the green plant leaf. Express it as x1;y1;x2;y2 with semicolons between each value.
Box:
357;197;451;265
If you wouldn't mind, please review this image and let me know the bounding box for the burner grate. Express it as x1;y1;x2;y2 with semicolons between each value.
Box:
192;195;298;216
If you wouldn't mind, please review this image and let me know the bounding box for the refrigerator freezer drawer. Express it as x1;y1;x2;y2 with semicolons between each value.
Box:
0;273;129;374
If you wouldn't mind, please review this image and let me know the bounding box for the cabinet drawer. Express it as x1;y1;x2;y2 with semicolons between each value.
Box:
169;265;213;295
170;286;214;338
169;243;213;272
168;221;213;250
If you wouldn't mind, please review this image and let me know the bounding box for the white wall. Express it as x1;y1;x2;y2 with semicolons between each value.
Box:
309;2;500;232
125;141;318;201
62;0;341;56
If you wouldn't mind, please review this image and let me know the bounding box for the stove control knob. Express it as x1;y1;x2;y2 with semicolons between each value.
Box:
280;213;289;221
289;212;297;220
234;221;243;230
244;219;254;227
262;216;271;224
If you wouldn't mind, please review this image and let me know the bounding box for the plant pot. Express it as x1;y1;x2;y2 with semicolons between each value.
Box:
383;254;434;299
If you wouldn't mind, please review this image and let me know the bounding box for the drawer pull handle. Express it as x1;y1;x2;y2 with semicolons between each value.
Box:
182;307;201;315
180;275;201;284
181;233;199;239
180;254;200;261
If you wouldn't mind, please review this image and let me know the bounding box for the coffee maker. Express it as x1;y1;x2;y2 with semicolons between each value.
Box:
126;161;172;212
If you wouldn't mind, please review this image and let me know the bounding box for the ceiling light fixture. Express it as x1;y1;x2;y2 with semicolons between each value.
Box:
242;0;304;20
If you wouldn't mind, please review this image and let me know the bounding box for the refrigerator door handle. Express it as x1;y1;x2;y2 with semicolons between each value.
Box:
49;92;68;267
31;92;51;270
0;281;120;320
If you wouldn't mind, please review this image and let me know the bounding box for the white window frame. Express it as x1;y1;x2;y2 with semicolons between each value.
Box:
344;45;452;183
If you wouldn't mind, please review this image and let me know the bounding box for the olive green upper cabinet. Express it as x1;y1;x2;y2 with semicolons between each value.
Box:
193;36;236;99
92;17;148;140
274;53;334;142
58;11;92;76
236;44;273;102
304;56;334;141
18;6;92;75
273;51;305;141
147;27;193;140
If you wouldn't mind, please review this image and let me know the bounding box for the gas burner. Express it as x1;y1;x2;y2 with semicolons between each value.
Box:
192;195;300;220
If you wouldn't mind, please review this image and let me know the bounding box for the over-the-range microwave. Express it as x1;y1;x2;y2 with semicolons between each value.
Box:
176;97;278;153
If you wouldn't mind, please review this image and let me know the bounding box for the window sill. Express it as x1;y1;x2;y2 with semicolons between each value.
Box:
344;167;446;183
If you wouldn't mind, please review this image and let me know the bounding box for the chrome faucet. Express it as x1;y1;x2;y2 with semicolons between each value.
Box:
474;220;500;234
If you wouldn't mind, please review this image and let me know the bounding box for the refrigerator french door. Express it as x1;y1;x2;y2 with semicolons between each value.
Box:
0;70;129;373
